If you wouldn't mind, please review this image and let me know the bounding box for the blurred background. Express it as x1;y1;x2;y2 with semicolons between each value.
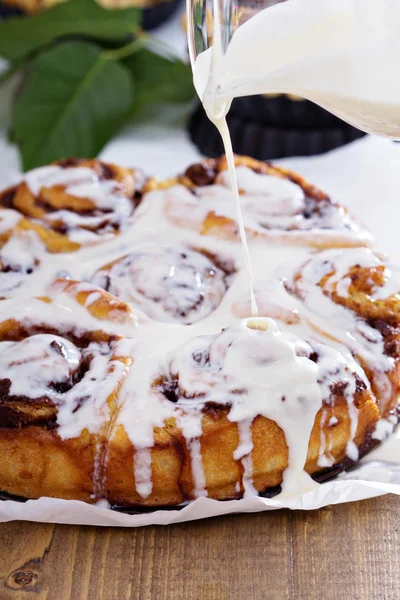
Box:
0;0;366;177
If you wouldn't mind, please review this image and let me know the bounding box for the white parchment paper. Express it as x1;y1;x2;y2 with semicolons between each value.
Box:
0;131;399;526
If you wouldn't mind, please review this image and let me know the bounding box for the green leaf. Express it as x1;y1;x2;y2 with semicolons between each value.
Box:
0;0;141;62
124;48;195;116
13;41;134;171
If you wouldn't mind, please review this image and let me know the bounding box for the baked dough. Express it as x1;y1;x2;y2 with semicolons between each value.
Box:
0;155;397;508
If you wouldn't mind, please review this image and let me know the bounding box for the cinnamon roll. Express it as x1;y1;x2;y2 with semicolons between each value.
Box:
288;248;400;415
105;318;379;505
91;245;234;324
147;155;370;248
0;159;144;252
0;285;135;502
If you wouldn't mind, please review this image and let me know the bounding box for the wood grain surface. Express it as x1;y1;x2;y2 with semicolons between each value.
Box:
0;495;399;600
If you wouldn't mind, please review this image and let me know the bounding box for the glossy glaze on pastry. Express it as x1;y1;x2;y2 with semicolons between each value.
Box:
0;155;397;507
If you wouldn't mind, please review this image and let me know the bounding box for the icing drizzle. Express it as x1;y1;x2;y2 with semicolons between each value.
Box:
0;161;396;503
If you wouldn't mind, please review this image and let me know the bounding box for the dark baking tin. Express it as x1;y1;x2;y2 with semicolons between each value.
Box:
189;100;366;160
0;1;22;16
230;95;342;129
142;0;180;30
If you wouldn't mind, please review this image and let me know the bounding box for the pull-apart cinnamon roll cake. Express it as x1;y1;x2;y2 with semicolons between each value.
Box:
0;155;397;508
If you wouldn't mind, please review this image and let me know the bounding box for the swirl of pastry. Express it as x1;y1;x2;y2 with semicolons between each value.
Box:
0;282;135;502
147;155;371;248
0;158;144;252
0;334;85;427
289;248;400;413
108;318;377;503
0;332;132;429
91;245;234;324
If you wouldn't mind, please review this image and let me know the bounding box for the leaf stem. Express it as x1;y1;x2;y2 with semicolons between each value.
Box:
105;34;148;61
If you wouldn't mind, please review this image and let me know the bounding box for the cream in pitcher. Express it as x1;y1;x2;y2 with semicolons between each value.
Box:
193;0;400;138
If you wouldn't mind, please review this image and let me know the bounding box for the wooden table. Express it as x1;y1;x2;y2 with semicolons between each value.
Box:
0;494;399;600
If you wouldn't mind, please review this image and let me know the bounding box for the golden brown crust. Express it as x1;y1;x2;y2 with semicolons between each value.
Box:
0;426;96;502
0;390;381;506
105;425;185;507
48;278;138;328
104;385;379;506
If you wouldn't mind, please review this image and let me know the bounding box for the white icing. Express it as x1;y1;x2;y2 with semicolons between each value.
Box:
95;498;112;509
185;438;207;499
134;448;153;499
0;231;45;298
0;332;134;449
218;168;305;216
212;120;259;317
23;165;135;240
0;334;81;399
0;209;21;234
235;419;256;497
216;167;306;219
91;245;231;325
372;414;398;442
364;423;400;465
1;233;40;271
25;165;79;196
317;409;334;469
0;151;398;502
56;338;134;439
133;317;365;498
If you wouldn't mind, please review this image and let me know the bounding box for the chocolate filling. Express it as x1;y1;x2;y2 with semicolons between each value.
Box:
57;158;85;169
0;405;57;429
0;349;92;429
0;189;16;210
184;162;218;187
367;318;400;358
158;379;180;404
